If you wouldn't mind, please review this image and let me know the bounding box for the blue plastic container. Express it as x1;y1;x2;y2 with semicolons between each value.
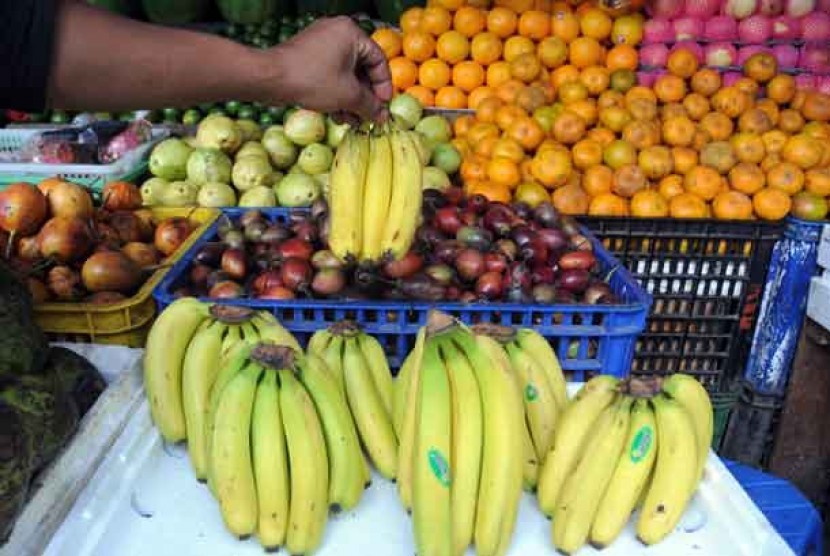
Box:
153;209;651;381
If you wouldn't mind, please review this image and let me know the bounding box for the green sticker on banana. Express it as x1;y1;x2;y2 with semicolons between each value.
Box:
428;448;451;487
630;425;653;463
525;384;538;402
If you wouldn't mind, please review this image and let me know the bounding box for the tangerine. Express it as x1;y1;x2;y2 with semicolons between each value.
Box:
728;163;765;196
731;133;766;164
504;36;536;62
492;137;526;163
390;57;419;90
420;6;452;36
580;8;613;40
744;52;778;83
487;7;518;39
508;116;546;150
627;98;658;121
611;14;644;46
435;85;468;108
537;36;569;69
402;32;436;63
487;157;522;188
515;85;547;112
453;114;475;138
486;61;513;88
467;180;512;203
589;192;630;216
550;65;581;90
685;166;722;200
599;105;632;132
802;92;830;123
495;103;527;130
711;87;752;119
779;109;806;134
700;141;737;174
514;181;551;207
510;52;542;83
753;188;792;220
436;30;470;64
639;145;674;180
669;193;709;218
603;139;637;169
531;148;573;188
700;112;735;142
654;74;687;104
806;168;830;197
767;162;805;194
690;68;722;97
623;120;661;150
400;7;424;34
713;190;753;220
630;188;670;217
659;175;685;199
755;99;780;128
782;134;823;170
475;96;503;123
470;32;503;65
667;48;699;79
453;6;487;37
572;138;603;170
672;147;698;175
569;37;603;69
552;182;591;215
683;93;711;121
468;86;497;110
460;155;488;183
583;164;614;195
419;58;452;90
551;11;581;43
372;28;403;59
738;108;773;135
613;164;647;198
767;74;797;105
518;10;551;40
662;116;696;148
453;61;486;93
609;68;637;92
405;85;435;107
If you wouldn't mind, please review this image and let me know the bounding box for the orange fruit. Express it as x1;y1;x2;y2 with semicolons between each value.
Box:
767;74;796;105
514;181;551;207
683;93;711;121
711;87;752;119
659;175;685;199
420;6;452;36
753;188;792;220
767;162;805;194
604;139;637;170
762;153;782;173
467;180;512;203
436;30;470;64
400;7;424;34
518;10;551;40
638;145;673;180
486;61;513;88
671;147;698;175
434;0;464;9
611;14;644;46
453;6;486;38
700;112;735;142
654;74;687;104
580;7;612;40
520;158;536;183
419;58;451;90
579;66;609;96
487;157;522;188
806;168;830;196
734;77;761;97
452;61;485;93
713;190;753;220
661;103;689;121
731;133;766;164
572;138;603;170
558;80;588;104
569;98;598;127
754;100;780;128
738;108;773;135
583;164;614;196
779;109;805;134
782;134;823;170
402;32;436;63
552;182;591;215
389;57;419;90
550;64;581;91
599;105;632;133
700;141;737;174
492;137;526;163
569;37;603;69
762;130;789;155
667;48;699;79
405;85;435;107
453;114;475;138
504;36;536;62
552;110;587;145
435;85;468;108
627;98;657;121
589;192;630;216
468;86;497;109
623;120;661;150
460;155;487;184
588;127;616;147
670;193;709;218
469;32;502;65
613;164;648;198
729;163;766;195
605;44;638;71
495;103;527;131
598;89;624;110
662;116;696;147
531;148;572;188
474;136;498;160
515;85;548;113
467;121;500;146
496;79;526;105
451;137;470;159
475;96;503;123
494;0;534;13
690;68;722;97
508;116;546;150
510;52;542;83
631;188;670;217
610;68;638;93
744;52;778;83
551;12;580;44
537;36;568;69
625;85;658;106
487;7;518;39
372;28;402;59
685;166;722;201
802;92;830;122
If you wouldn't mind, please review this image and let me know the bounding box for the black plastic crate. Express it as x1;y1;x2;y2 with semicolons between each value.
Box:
579;217;784;393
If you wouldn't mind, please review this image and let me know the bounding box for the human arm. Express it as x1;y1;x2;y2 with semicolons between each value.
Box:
45;2;391;119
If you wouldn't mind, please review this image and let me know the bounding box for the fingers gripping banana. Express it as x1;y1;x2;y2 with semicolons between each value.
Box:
514;329;568;412
505;342;558;460
412;341;453;556
591;398;658;548
144;297;209;442
329;131;369;260
380;130;423;260
396;327;427;512
251;371;289;550
357;333;395;418
343;337;398;479
361;132;394;261
661;374;713;482
553;397;631;555
537;375;619;517
279;370;330;555
182;319;227;480
438;337;483;556
211;363;262;538
637;395;699;546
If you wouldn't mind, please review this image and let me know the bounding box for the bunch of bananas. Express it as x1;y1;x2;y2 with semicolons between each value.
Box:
393;311;525;556
307;322;399;480
328;126;423;263
535;373;713;554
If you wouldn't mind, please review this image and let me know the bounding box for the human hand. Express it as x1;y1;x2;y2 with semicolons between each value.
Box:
266;17;393;122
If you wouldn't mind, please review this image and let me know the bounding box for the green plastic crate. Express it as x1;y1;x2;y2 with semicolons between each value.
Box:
713;391;739;451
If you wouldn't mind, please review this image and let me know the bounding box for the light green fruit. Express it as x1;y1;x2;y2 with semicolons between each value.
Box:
389;94;423;130
197;182;237;207
261;126;298;169
159;180;199;207
236;141;269;160
415;115;452;144
196;115;241;154
140;177;169;206
284;109;326;146
235;119;262;143
149;138;192;180
232;156;276;191
326;118;350;148
297;143;334;175
422;166;451;191
275;173;320;207
314;172;330;200
430;143;461;175
238;186;277;207
186;148;232;185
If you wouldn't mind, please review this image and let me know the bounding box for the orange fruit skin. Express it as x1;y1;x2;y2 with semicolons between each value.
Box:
552;182;591;215
487;7;518;38
389;57;419;90
372;28;402;59
767;162;805;195
685;166;723;201
405;85;435;107
518;10;551;40
670;193;709;219
729;163;766;195
589;192;630;216
454;6;487;38
713;190;753;220
753;188;792;221
419;58;451;90
630;189;670;217
402;32;436;63
659;175;685;199
436;30;470;64
435;85;468;109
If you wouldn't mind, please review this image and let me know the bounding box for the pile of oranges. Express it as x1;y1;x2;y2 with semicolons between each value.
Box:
371;0;643;110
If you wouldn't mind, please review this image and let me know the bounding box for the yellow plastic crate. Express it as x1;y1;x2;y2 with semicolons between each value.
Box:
33;207;219;346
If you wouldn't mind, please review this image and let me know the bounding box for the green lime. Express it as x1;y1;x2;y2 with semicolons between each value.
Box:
267;105;287;120
182;109;202;126
162;107;181;120
237;106;256;120
225;23;241;38
357;19;375;35
610;69;637;93
244;23;258;34
224;100;241;115
93;112;113;121
283;106;299;122
119;112;134;122
259;113;275;127
280;15;293;25
197;102;215;113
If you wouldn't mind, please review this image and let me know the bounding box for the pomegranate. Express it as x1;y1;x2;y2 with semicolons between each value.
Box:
648;0;683;18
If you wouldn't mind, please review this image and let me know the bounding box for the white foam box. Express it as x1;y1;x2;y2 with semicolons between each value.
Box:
818;224;830;270
808;276;830;333
40;385;792;556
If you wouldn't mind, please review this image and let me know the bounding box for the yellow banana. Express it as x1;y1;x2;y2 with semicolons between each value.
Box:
329;131;369;260
279;370;329;555
342;337;398;479
251;313;301;352
396;327;427;512
239;321;259;346
412;340;453;556
361;132;394;261
357;332;394;418
297;353;366;513
636;394;699;546
320;335;346;394
505;342;559;460
211;363;261;538
537;375;619;517
553;396;631;555
514;329;568;412
251;370;289;550
380;130;423;260
661;373;713;482
181;319;226;481
307;328;333;356
591;398;658;548
438;336;483;556
521;417;539;493
221;324;242;356
144;297;209;442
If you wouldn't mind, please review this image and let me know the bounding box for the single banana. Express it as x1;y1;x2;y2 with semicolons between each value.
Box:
361;132;394;261
221;324;243;356
591;398;658;548
239;321;259;346
438;336;483;556
298;353;366;513
342;337;398;480
553;397;632;555
412;341;453;556
521;417;539;493
537;375;619;517
329;130;369;260
211;363;261;538
143;297;209;442
661;373;713;482
279;369;329;555
636;394;700;546
357;332;394;418
514;329;568;412
457;332;524;556
251;370;289;551
307;328;333;356
251;313;301;352
505;342;559;460
181;319;227;480
380;130;423;260
396;327;427;512
321;335;346;394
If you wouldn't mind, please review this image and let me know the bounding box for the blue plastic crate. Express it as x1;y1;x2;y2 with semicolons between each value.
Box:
153;209;651;381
